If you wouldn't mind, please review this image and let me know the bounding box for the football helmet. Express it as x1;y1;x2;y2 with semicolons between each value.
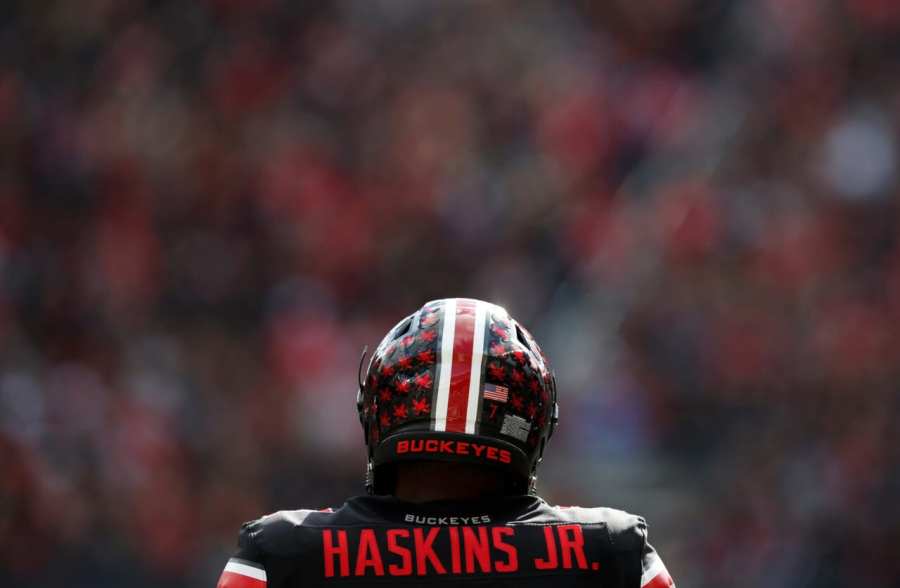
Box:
357;298;558;495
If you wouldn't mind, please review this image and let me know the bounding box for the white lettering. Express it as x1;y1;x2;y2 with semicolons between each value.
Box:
402;513;492;525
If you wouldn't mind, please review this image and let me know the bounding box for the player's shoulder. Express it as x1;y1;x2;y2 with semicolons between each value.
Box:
535;500;648;551
239;506;341;557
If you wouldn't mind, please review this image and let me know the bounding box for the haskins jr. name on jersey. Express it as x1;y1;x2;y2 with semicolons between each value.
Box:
322;523;598;578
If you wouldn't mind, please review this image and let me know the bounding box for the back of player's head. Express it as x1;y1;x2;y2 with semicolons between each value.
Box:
357;298;558;495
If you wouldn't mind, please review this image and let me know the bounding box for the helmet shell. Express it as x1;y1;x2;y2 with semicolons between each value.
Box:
358;298;558;494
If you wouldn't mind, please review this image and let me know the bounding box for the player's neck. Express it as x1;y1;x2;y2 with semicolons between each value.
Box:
392;462;507;503
393;480;501;503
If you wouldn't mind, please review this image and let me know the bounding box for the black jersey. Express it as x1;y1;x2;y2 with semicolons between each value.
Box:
216;495;675;588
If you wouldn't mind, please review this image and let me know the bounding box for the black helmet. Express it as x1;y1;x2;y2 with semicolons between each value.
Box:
357;298;558;495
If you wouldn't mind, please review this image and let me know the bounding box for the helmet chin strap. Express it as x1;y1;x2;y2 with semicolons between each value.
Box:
365;461;375;495
357;346;369;445
357;346;369;390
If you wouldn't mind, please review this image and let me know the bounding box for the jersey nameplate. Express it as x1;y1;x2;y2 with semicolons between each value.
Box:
321;523;600;579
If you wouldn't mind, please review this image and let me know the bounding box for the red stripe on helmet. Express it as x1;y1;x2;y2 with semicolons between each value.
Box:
445;299;477;432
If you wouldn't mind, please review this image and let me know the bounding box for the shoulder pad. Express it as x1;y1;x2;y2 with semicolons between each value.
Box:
540;504;647;552
241;508;337;557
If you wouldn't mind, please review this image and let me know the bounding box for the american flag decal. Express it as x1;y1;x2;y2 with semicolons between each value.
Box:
483;383;509;403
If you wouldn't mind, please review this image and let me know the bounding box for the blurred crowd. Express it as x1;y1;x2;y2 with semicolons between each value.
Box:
2;1;900;587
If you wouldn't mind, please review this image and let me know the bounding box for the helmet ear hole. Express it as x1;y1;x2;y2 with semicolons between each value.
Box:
514;324;532;351
392;317;413;340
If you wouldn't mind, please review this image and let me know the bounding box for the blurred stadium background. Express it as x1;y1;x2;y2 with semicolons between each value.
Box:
3;1;900;586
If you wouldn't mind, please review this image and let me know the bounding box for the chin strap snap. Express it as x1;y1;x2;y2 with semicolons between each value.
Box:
365;461;376;495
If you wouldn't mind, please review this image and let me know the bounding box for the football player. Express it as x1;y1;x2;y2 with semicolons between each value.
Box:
217;298;675;587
